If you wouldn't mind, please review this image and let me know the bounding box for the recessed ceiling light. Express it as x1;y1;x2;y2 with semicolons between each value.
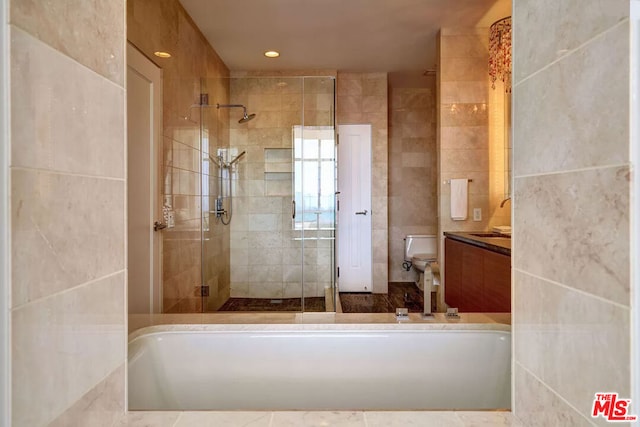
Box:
154;51;172;58
264;50;280;58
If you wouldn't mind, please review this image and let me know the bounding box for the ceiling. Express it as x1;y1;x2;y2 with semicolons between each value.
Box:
179;0;511;72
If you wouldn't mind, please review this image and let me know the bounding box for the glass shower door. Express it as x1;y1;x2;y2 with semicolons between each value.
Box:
192;75;336;313
293;125;336;312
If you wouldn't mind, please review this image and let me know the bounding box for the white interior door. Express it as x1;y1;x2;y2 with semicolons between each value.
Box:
127;43;162;313
337;124;372;292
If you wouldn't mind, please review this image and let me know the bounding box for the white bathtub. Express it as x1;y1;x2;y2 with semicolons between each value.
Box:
128;324;511;411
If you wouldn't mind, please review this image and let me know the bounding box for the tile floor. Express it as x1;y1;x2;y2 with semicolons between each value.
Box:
218;297;326;312
340;282;431;313
209;282;431;314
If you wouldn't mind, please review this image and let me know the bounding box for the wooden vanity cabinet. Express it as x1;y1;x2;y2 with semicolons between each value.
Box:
444;238;463;309
483;249;511;312
444;238;510;312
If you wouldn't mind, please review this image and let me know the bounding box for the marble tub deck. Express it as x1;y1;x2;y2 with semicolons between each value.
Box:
124;313;517;426
118;410;523;426
128;312;511;334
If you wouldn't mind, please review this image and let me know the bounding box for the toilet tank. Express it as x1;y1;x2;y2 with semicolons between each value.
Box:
404;235;437;260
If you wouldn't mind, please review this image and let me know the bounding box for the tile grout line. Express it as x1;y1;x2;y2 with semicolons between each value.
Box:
452;411;465;426
10;165;126;182
165;163;206;175
515;362;599;427
9;24;126;91
48;362;125;426
512;268;630;311
514;18;630;89
10;269;126;311
171;411;184;427
513;162;631;180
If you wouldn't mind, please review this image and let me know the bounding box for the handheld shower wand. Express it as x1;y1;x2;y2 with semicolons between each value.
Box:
207;151;246;225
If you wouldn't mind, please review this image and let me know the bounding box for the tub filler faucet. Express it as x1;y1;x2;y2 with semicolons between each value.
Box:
422;262;441;319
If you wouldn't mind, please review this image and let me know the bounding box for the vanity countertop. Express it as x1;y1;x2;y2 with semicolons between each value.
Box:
444;231;511;256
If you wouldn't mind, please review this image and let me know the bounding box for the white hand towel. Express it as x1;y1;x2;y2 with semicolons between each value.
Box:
450;179;468;220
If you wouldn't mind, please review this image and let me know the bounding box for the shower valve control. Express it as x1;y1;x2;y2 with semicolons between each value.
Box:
153;221;167;232
163;205;175;228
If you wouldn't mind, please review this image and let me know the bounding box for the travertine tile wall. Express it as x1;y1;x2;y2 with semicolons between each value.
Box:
438;28;491;240
512;1;632;425
337;72;389;293
437;27;513;308
128;0;231;313
388;80;438;282
488;79;511;228
228;72;336;299
9;1;126;425
0;2;7;423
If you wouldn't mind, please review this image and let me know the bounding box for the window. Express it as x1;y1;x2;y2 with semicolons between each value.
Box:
293;126;336;231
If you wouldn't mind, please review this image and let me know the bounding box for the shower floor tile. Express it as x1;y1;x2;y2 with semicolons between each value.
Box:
217;297;325;312
339;282;427;313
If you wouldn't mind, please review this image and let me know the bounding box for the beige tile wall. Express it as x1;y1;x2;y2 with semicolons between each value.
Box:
388;80;438;282
437;26;512;308
438;28;492;240
128;0;231;313
228;73;336;299
488;79;511;227
9;2;126;425
337;72;389;293
512;1;632;425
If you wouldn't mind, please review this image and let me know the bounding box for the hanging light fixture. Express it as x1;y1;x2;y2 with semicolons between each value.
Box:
489;17;512;92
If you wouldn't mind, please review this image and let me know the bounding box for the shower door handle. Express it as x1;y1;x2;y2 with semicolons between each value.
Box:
292;200;296;219
355;210;368;216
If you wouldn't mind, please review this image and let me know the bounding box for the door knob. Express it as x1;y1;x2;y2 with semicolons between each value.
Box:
154;221;167;231
355;210;368;215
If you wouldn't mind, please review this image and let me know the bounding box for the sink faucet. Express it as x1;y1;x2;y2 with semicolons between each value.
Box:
500;197;511;208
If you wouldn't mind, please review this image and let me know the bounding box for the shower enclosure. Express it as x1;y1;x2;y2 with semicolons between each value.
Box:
162;75;337;313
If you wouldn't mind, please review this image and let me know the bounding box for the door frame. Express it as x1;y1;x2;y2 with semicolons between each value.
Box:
127;43;163;313
336;124;373;292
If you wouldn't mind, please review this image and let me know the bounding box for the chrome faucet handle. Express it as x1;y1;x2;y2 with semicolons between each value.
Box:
446;308;460;319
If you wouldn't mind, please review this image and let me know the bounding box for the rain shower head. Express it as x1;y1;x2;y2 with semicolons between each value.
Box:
239;112;256;124
216;103;256;124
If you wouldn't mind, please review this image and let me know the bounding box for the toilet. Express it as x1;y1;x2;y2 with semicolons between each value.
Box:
404;235;440;315
404;235;437;275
